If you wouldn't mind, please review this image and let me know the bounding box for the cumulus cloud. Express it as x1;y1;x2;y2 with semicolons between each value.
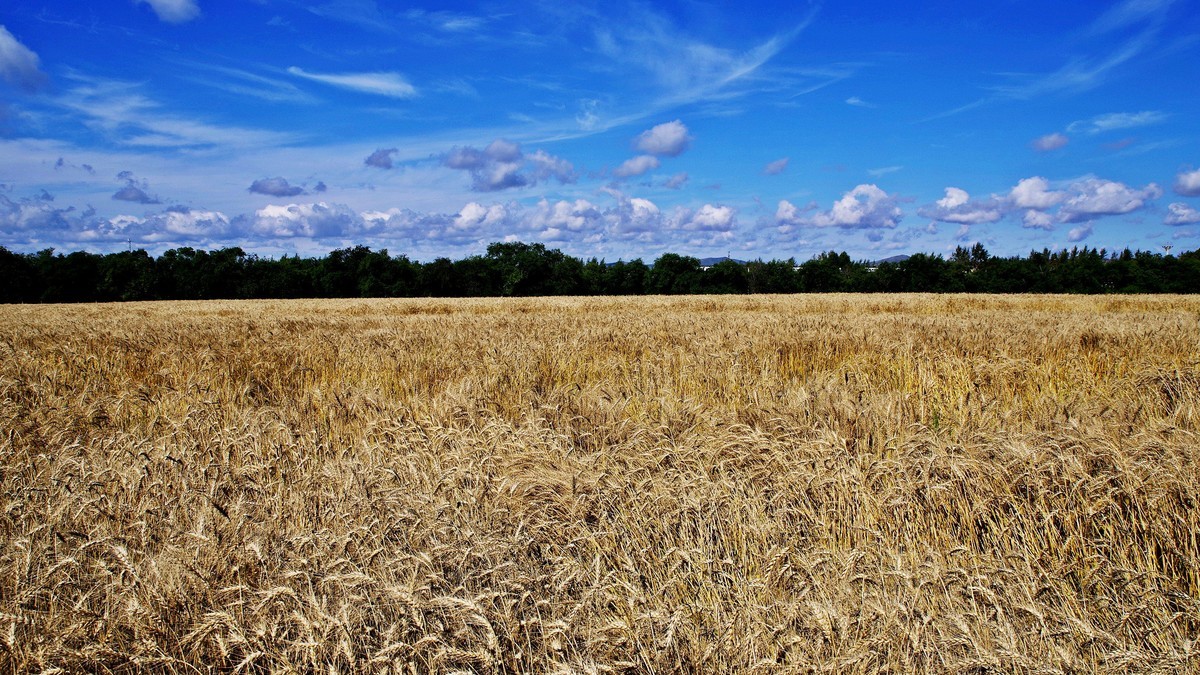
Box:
143;206;229;238
526;150;576;184
1165;202;1200;226
601;192;663;238
1056;178;1162;223
788;184;903;229
112;186;161;204
86;206;231;243
249;177;306;197
1175;168;1200;197
0;191;79;234
677;204;735;231
918;187;1003;224
136;0;200;23
1067;223;1093;242
245;202;358;238
529;199;603;241
774;199;813;230
613;154;660;179
453;201;513;232
0;25;47;92
634;120;692;157
762;158;789;175
112;171;162;204
443;140;574;192
1009;177;1066;210
1032;133;1069;152
1067;111;1168;134
287;67;417;98
1022;210;1055;230
364;148;398;169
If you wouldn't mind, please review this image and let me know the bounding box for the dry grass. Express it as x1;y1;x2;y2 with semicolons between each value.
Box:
1;294;1198;673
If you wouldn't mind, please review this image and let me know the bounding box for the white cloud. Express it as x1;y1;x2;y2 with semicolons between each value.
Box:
0;191;79;233
762;157;789;175
1174;168;1200;197
805;184;903;229
613;154;660;178
247;202;357;238
287;67;417;98
867;166;903;178
0;25;47;92
1067;110;1168;134
137;0;201;24
442;140;573;191
601;194;663;238
592;10;807;118
530;199;603;235
845;96;874;107
1032;133;1069;152
1067;223;1093;242
526;150;576;184
1056;178;1162;223
83;207;231;243
150;207;230;238
1022;210;1055;230
56;73;296;149
453;201;511;232
678;204;735;231
918;187;1003;225
1165;202;1200;226
1009;177;1065;210
774;200;808;229
634;120;692;156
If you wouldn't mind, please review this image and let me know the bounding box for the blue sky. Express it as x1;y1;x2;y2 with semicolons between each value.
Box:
1;0;1199;261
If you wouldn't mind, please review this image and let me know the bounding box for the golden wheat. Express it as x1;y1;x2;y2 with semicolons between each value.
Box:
1;294;1198;673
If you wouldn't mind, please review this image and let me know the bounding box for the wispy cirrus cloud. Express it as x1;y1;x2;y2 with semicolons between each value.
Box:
54;72;297;149
934;0;1177;118
137;0;201;24
182;63;317;104
1067;110;1169;134
287;67;418;98
762;158;789;176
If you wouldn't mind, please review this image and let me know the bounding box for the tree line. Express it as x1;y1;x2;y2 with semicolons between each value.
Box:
1;241;1197;303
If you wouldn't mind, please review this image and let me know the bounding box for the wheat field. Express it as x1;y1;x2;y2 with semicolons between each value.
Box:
1;294;1198;673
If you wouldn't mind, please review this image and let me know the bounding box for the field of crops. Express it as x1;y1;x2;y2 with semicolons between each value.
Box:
2;294;1198;673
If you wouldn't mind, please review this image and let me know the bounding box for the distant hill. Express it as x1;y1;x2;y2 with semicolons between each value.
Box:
873;254;910;265
699;256;746;266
